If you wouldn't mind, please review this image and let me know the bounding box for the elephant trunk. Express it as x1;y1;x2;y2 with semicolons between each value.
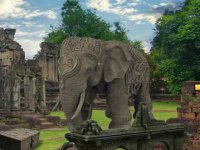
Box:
60;78;87;131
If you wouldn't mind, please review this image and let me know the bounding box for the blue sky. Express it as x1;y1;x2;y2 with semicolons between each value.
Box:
0;0;184;59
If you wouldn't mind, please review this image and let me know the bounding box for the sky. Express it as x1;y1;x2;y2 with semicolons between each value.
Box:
0;0;185;59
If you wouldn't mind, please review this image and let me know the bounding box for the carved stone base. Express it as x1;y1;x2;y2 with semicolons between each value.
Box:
61;123;186;150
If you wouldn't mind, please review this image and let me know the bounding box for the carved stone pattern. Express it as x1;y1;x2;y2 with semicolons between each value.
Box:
59;37;102;79
126;45;150;95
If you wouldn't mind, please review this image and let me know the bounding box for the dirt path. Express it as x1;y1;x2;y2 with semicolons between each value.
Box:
153;109;176;112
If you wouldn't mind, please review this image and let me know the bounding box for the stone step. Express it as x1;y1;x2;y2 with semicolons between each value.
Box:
0;123;30;131
38;118;48;121
39;122;56;129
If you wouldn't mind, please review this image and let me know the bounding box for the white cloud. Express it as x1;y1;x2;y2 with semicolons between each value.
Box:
0;0;57;19
24;10;57;19
149;2;179;11
16;30;47;38
115;0;126;4
0;23;21;28
135;21;145;25
36;24;44;28
15;30;47;59
128;13;161;24
128;2;138;6
16;38;42;59
87;0;163;24
87;0;137;15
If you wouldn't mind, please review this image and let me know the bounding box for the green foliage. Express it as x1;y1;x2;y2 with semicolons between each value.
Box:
42;0;146;60
45;0;133;45
151;0;200;94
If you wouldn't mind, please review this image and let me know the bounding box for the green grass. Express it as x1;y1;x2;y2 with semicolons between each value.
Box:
153;101;180;111
50;111;65;119
35;128;68;150
35;101;180;150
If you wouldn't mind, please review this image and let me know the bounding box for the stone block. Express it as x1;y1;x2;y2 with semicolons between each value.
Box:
183;112;196;120
187;122;199;133
197;127;200;134
191;140;199;146
60;119;67;126
177;107;191;113
180;101;189;106
192;107;200;113
181;81;200;94
0;128;39;150
166;118;180;124
193;135;200;140
196;114;200;121
45;116;61;125
5;118;26;125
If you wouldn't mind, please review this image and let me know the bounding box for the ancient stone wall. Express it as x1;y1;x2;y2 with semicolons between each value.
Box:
38;42;58;81
0;28;44;115
167;81;200;150
0;28;60;116
37;42;59;110
0;65;12;116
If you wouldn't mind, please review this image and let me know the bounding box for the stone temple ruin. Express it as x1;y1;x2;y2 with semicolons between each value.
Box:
0;28;60;129
167;81;200;150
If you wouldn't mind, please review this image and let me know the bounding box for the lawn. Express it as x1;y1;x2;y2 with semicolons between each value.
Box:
35;101;180;150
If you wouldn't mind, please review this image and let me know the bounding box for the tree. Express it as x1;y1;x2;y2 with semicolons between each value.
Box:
45;0;131;44
151;0;200;93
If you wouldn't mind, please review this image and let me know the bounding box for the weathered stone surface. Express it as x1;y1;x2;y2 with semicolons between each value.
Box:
182;112;196;120
177;107;191;113
62;123;186;150
38;42;58;82
45;116;61;125
0;28;16;41
0;28;58;118
59;37;153;132
0;128;39;150
172;81;200;150
181;81;200;95
5;118;26;125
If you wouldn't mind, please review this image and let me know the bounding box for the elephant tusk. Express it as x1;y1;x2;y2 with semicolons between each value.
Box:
71;91;86;120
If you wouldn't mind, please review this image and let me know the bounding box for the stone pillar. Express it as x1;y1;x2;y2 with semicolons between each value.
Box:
43;54;48;80
37;76;46;107
28;77;35;111
47;57;56;81
24;76;30;108
11;76;21;110
4;66;12;113
42;78;46;107
23;76;36;111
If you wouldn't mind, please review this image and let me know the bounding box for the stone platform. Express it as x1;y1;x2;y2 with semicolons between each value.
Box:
61;122;186;150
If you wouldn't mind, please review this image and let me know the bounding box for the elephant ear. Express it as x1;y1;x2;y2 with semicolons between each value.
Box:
103;45;132;82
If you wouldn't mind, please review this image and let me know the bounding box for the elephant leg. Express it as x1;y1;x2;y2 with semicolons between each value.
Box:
106;78;131;129
134;82;155;125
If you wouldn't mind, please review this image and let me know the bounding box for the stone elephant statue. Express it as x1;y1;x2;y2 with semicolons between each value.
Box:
59;37;154;132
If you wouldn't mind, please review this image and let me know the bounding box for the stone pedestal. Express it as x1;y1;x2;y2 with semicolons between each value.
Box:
61;121;186;150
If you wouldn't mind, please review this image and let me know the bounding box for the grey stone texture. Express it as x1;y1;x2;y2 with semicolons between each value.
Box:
59;37;154;132
0;28;59;118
